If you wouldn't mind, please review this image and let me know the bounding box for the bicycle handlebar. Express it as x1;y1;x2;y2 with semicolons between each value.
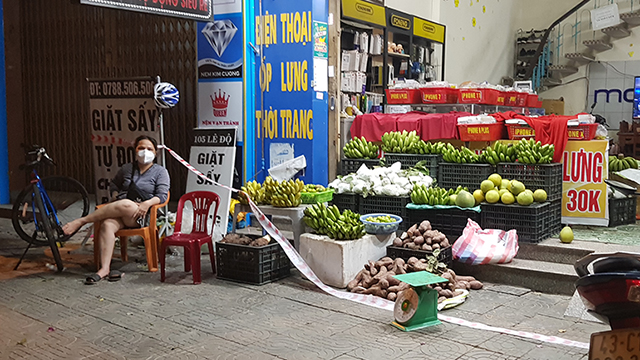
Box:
22;146;56;169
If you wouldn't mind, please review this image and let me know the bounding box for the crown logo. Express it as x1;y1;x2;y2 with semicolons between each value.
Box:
210;89;230;117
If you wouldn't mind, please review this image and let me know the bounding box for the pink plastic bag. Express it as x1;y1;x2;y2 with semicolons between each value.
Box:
452;219;519;265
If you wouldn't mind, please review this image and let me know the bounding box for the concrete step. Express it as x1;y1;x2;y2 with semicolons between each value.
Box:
517;240;593;265
548;65;578;76
621;11;640;26
543;78;562;87
583;39;613;52
602;24;631;39
453;258;578;296
564;52;596;64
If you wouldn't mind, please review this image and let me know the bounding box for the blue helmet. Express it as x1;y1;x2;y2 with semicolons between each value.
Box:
154;82;180;109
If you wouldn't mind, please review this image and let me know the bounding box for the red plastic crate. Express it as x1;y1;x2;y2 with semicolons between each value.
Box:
386;88;420;104
567;123;598;140
420;87;458;104
458;88;503;105
458;123;507;142
506;123;535;139
505;91;518;106
515;92;528;107
526;93;542;108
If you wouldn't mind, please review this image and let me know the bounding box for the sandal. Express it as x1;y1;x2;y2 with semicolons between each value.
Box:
84;273;106;285
108;270;123;282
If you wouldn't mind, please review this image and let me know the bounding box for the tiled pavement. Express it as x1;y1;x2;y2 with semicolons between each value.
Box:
0;223;607;359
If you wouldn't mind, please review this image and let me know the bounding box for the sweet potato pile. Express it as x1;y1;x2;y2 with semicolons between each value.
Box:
347;256;483;303
392;221;451;251
221;233;271;247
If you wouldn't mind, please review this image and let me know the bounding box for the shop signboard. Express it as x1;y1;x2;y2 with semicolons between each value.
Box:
413;16;445;43
88;77;159;205
386;9;412;36
341;0;386;28
254;0;329;184
185;128;236;241
79;0;213;21
561;140;609;226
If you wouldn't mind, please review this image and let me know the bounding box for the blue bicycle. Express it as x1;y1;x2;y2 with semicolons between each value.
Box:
12;146;90;271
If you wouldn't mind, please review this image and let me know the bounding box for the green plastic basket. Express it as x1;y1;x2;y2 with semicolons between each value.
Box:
300;189;334;204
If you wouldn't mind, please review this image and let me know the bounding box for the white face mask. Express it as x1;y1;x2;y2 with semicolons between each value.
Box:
137;149;155;165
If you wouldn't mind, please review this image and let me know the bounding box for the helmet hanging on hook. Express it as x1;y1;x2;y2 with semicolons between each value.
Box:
154;82;180;109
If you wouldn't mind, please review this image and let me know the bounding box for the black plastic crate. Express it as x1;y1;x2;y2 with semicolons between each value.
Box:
406;207;482;242
496;163;563;201
386;245;453;267
545;199;562;238
383;153;441;178
340;158;380;175
330;193;360;212
360;196;411;231
481;201;558;243
609;197;636;227
438;163;495;190
215;240;291;285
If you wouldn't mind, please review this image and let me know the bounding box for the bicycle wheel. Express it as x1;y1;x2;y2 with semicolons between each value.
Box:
12;176;90;246
32;185;63;271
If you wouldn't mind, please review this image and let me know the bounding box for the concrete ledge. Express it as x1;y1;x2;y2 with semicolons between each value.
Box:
300;232;395;288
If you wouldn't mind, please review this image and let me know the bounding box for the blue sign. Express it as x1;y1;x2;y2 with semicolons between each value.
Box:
198;13;244;80
254;0;329;185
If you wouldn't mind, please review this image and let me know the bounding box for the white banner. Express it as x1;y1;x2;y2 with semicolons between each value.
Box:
88;78;159;204
185;128;237;241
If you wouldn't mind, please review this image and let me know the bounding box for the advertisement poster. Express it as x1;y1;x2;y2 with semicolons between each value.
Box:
88;77;159;205
185;128;237;242
198;81;243;141
254;0;329;184
197;13;243;80
562;140;609;226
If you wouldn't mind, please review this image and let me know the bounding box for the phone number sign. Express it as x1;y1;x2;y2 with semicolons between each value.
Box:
80;0;213;21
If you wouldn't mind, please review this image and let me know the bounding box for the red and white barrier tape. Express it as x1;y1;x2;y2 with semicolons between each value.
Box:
161;144;589;349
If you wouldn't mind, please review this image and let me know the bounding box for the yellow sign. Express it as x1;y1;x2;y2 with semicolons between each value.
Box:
562;140;609;225
342;0;386;27
390;14;411;30
413;17;445;43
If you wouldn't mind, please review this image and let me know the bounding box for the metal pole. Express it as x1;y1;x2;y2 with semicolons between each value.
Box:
0;0;9;204
156;76;171;238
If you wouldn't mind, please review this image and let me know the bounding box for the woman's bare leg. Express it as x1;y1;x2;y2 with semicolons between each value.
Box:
62;200;138;235
96;218;125;278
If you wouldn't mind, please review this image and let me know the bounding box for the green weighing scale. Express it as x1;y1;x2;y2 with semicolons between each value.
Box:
391;271;448;332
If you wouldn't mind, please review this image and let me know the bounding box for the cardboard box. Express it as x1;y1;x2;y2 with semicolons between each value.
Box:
542;98;564;115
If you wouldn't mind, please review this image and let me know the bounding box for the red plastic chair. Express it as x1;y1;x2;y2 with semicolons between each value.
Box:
160;191;220;284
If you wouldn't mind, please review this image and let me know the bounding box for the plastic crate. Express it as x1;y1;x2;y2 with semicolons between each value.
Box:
481;201;558;243
567;124;598;140
386;88;421;104
359;196;410;230
420;87;458;104
383;153;440;179
609;197;636;227
300;189;334;204
546;199;562;238
330;193;360;212
438;163;496;190
505;91;518;106
215;240;291;285
458;123;507;142
458;88;504;105
526;93;542;108
386;245;453;267
496;163;563;201
506;123;535;139
406;207;482;242
515;92;528;107
340;158;380;175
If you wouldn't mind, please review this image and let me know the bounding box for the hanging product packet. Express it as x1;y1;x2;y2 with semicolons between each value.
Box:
452;219;519;265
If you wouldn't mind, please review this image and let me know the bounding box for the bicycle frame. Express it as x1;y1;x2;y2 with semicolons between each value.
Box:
29;169;61;232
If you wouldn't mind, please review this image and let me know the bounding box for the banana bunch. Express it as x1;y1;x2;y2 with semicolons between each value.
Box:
416;141;446;155
609;154;639;171
239;181;265;205
411;185;467;205
302;184;327;193
442;143;480;163
270;179;304;207
343;137;379;159
514;139;554;164
303;204;365;240
263;176;278;204
482;142;516;165
381;130;421;154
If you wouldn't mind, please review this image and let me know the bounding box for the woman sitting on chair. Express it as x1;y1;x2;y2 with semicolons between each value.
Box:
62;135;170;284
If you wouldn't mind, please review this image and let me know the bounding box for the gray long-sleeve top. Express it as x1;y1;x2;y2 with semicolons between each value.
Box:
109;163;170;203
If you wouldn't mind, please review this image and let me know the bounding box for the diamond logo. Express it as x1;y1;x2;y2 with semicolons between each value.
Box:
202;20;237;57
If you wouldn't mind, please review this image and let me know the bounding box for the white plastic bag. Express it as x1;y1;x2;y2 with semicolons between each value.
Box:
452;219;519;265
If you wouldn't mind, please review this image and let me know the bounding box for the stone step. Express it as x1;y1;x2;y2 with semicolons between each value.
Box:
543;78;562;87
621;11;640;26
564;52;596;64
601;24;631;39
453;258;578;296
548;65;579;76
517;240;593;265
583;39;613;52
